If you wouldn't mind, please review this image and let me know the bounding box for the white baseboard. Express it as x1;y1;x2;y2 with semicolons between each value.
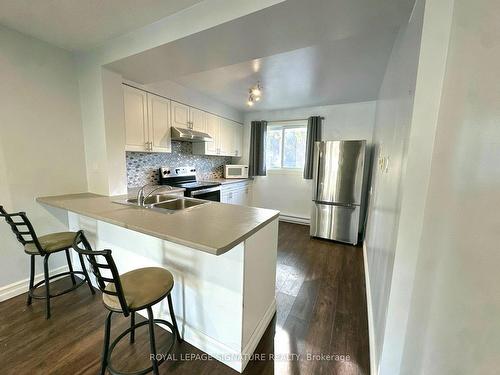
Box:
363;242;377;375
0;265;69;302
279;214;310;225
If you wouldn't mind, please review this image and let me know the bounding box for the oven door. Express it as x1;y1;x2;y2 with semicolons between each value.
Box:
189;187;221;202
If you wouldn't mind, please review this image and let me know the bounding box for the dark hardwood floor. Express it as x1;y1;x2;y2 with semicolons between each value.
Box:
0;222;369;375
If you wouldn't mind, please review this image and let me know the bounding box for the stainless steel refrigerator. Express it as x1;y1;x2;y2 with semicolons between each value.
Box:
310;140;367;245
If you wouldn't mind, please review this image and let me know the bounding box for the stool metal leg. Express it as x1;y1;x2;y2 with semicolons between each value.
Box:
101;311;113;375
77;252;95;295
130;311;135;344
27;255;35;306
65;249;77;285
167;294;183;343
147;307;160;375
43;254;51;319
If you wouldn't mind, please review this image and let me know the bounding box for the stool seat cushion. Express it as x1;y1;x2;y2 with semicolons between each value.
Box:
24;231;77;255
102;267;174;311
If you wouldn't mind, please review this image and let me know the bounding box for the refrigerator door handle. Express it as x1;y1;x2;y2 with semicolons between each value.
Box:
313;200;359;208
312;142;323;200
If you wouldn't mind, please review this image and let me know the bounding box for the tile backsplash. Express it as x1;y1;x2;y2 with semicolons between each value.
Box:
126;141;233;187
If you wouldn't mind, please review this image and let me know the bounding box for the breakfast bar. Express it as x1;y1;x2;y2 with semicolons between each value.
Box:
37;193;279;372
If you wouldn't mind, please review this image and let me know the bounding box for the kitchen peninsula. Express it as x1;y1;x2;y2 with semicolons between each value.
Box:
37;193;279;372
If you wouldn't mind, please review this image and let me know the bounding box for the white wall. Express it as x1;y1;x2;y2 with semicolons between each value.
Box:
76;0;283;194
401;0;500;373
0;26;88;291
363;0;425;368
364;0;457;372
242;101;376;220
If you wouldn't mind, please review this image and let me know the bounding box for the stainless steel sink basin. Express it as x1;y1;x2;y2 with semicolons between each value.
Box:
125;194;180;205
152;198;208;211
113;194;209;213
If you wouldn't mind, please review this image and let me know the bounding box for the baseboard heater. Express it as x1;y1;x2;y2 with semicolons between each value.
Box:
279;214;310;226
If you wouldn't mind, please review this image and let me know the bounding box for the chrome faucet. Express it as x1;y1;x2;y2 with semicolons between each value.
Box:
136;184;173;207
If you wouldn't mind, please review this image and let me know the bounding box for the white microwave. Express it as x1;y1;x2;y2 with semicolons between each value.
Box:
224;165;249;179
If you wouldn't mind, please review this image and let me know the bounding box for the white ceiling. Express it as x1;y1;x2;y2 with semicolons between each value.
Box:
107;0;415;112
172;31;397;110
0;0;204;51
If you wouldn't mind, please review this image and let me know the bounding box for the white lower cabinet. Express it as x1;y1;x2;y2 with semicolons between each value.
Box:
221;182;252;206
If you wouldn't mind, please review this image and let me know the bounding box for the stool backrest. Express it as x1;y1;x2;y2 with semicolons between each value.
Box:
72;231;130;316
0;206;44;255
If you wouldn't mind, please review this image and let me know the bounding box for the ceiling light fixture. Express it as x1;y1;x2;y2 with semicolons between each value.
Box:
247;82;263;107
251;82;262;97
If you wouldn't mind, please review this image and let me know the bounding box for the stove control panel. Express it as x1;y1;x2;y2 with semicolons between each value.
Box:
160;166;196;179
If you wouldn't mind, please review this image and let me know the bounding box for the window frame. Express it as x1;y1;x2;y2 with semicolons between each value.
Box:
266;121;308;171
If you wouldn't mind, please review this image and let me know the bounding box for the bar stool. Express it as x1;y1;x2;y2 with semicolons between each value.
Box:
72;231;182;375
0;206;95;319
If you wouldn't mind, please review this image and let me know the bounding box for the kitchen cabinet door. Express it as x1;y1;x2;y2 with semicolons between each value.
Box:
219;118;234;156
171;101;190;129
190;107;206;133
124;86;149;152
147;93;171;153
221;183;252;206
205;112;220;155
233;122;243;157
231;189;246;205
221;191;232;204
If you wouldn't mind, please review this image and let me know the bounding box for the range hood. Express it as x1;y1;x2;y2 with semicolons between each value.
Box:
171;126;213;142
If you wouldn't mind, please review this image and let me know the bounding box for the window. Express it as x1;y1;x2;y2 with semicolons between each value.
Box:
266;122;307;169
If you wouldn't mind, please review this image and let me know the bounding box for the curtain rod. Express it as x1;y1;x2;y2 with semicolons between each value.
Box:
267;117;324;123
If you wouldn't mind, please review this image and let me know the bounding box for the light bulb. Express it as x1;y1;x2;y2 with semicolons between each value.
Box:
251;87;261;97
247;99;254;107
255;96;261;101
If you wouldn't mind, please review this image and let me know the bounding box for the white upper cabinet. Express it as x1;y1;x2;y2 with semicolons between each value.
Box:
148;93;171;153
171;101;190;129
124;85;171;153
233;122;243;157
205;112;220;154
193;115;244;157
124;86;149;152
219;118;234;156
190;107;206;133
123;84;243;156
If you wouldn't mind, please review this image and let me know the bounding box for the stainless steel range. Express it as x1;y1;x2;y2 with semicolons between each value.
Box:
159;166;221;202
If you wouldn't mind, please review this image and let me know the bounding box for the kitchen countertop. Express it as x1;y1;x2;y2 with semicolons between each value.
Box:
37;193;279;256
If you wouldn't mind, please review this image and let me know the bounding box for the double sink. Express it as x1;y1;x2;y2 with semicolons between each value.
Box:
114;193;209;213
